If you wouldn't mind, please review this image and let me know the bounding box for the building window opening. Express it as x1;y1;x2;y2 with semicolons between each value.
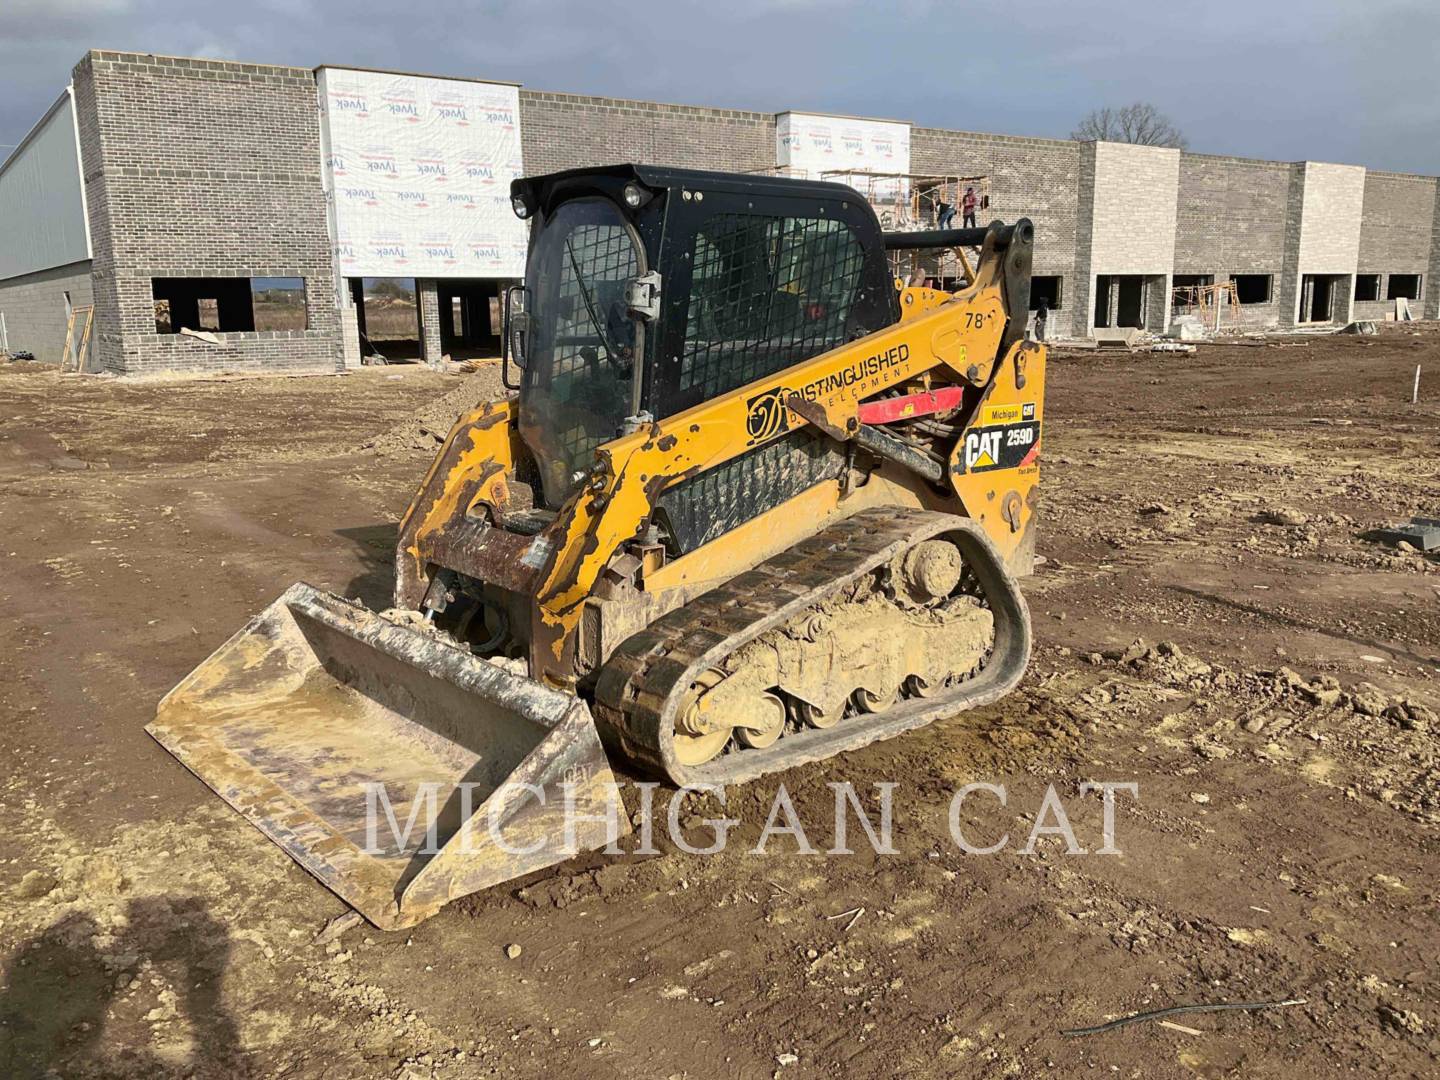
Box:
1387;274;1422;300
1093;274;1149;330
361;278;419;339
1354;274;1381;302
152;277;308;334
437;279;502;360
152;277;257;334
1171;274;1213;312
1115;276;1145;328
252;277;308;331
1231;274;1272;305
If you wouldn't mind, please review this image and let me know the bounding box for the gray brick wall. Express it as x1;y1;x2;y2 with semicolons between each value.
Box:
1174;153;1291;329
1355;172;1436;321
519;90;775;175
43;49;1440;375
1275;161;1367;326
1276;163;1308;326
1431;184;1440;320
417;279;442;366
1070;142;1098;338
72;50;339;376
1175;154;1292;272
910;128;1082;334
0;260;94;366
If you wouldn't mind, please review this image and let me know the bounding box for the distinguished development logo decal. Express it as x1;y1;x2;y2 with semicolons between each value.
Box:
745;386;793;442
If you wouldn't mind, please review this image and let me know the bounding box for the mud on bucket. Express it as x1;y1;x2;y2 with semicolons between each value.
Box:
148;583;625;929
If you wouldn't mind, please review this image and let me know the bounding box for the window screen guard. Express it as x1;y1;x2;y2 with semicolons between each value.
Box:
678;214;866;400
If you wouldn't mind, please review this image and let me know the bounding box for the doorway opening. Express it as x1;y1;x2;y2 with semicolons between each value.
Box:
1298;274;1341;323
437;279;502;359
1093;274;1151;330
350;278;420;362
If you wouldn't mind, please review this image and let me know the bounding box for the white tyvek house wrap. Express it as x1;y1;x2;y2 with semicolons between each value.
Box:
318;67;526;279
775;112;912;207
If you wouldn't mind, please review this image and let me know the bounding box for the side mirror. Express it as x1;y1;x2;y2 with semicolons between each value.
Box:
502;284;527;390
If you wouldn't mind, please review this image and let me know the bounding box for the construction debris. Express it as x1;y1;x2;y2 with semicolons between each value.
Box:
1061;998;1307;1038
314;910;364;945
1094;328;1142;350
1167;315;1208;341
1366;517;1440;552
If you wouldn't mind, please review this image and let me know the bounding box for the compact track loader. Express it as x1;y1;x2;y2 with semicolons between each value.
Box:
151;165;1045;928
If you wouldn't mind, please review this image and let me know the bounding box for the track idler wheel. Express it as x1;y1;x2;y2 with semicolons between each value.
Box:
734;691;786;749
795;697;844;729
852;685;898;713
674;670;732;766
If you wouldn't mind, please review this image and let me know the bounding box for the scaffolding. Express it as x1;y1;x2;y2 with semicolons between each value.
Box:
821;170;988;230
1171;281;1239;333
820;171;991;283
740;168;993;283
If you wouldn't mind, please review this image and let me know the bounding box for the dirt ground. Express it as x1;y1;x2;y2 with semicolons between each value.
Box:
0;330;1436;1079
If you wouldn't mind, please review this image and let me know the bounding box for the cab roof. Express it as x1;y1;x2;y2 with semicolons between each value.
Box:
511;163;867;215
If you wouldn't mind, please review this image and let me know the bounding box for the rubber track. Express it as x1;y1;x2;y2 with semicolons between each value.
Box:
593;506;1031;786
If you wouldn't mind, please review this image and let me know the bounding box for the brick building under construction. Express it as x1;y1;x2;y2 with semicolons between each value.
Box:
1;49;1436;374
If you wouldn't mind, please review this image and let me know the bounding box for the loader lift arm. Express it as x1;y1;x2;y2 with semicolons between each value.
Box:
152;165;1046;928
525;222;1033;686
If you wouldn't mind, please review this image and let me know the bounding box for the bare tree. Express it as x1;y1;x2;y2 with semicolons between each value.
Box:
1071;103;1188;149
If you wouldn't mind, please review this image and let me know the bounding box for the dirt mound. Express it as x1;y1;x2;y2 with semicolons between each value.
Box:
362;367;507;456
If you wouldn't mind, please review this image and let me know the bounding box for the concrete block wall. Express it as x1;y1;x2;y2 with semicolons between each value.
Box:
72;51;339;375
1089;143;1180;273
1070;142;1098;339
519;91;775;176
0;260;94;365
1275;161;1367;326
1175;153;1292;328
1355;171;1436;322
910;128;1083;334
1275;164;1309;327
1296;162;1366;274
1078;143;1180;335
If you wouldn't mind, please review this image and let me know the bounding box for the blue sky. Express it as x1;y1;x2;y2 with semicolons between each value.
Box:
4;0;1437;174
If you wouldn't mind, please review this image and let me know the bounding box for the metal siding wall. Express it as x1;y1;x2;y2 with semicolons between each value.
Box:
0;92;90;281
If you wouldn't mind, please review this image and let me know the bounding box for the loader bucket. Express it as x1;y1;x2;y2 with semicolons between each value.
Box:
148;583;626;930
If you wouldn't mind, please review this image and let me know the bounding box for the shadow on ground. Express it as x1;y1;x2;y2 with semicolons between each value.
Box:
336;522;400;608
0;896;249;1079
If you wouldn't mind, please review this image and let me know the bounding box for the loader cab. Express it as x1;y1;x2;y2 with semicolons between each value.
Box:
509;165;899;508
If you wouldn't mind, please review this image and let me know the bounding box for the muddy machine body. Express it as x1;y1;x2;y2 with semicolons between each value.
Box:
152;166;1047;927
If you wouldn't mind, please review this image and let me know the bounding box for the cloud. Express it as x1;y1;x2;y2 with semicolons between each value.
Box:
7;0;133;14
1;0;1437;174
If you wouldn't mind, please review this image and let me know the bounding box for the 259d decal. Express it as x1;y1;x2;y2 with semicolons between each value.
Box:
957;402;1040;474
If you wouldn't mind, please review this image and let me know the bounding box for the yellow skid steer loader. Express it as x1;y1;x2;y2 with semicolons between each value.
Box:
151;165;1046;928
